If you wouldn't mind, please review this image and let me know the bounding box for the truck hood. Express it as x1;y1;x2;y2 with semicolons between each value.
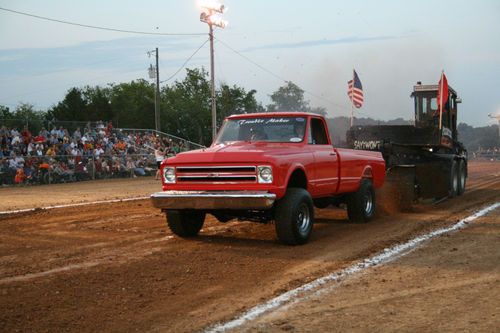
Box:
166;141;305;165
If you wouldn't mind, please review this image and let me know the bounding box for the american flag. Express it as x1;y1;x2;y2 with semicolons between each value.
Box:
347;70;364;108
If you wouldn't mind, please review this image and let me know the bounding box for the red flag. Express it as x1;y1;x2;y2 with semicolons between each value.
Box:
437;72;448;112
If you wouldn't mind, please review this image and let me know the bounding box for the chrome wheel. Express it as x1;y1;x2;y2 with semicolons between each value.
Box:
275;188;314;245
363;190;374;215
347;179;376;223
296;203;311;237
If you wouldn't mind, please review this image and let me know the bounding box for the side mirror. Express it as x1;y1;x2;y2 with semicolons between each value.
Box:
456;97;462;104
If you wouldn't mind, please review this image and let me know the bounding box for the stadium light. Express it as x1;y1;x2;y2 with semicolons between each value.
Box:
198;0;227;14
198;0;228;141
200;12;228;29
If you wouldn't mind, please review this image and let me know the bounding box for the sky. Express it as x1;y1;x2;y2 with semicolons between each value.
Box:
0;0;499;127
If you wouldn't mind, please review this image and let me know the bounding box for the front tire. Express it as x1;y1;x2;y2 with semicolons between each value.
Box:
275;188;314;245
347;179;376;223
166;210;205;237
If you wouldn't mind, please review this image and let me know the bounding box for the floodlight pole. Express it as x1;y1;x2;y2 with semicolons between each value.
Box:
148;48;161;132
209;24;216;141
489;114;500;142
200;5;227;142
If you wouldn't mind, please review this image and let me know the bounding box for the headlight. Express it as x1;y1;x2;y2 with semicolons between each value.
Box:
257;166;273;184
163;167;176;183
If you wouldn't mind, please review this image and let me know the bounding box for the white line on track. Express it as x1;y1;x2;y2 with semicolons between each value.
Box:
0;196;150;215
205;202;500;333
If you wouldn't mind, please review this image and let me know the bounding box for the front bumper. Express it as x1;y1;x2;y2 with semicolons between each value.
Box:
150;190;276;210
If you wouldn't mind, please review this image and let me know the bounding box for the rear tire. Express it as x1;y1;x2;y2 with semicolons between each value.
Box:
347;179;376;223
166;210;205;237
275;188;314;245
448;160;459;198
457;160;467;196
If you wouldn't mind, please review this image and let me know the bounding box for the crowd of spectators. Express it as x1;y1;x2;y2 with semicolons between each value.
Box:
0;121;188;186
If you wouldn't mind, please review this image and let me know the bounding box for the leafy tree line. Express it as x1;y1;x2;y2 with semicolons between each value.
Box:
1;67;498;149
1;68;318;146
457;123;500;151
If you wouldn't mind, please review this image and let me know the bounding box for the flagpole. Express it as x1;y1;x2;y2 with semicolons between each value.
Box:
439;70;444;130
350;101;354;127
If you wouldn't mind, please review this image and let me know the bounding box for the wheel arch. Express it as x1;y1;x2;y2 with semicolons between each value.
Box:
286;167;308;190
361;165;373;179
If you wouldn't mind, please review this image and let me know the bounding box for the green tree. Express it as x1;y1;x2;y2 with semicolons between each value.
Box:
216;84;263;123
83;86;113;122
458;123;500;151
13;103;46;133
267;81;309;112
0;105;11;118
161;69;264;145
110;80;155;129
48;87;86;121
162;68;211;145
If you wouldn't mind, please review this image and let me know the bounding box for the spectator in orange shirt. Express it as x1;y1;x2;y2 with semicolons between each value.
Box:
114;140;126;151
14;168;25;184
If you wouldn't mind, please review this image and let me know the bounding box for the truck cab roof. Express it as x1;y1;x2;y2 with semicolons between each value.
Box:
226;112;323;120
411;83;458;97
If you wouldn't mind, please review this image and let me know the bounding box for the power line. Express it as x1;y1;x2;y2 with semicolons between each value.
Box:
214;37;352;112
160;39;210;83
0;6;206;36
216;38;286;83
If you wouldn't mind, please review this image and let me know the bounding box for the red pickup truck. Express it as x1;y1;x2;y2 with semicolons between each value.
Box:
151;112;385;245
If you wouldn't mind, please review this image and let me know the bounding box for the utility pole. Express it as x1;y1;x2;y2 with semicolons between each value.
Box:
148;48;161;132
209;25;216;140
155;48;161;132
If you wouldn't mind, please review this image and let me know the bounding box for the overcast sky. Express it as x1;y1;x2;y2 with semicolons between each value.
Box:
0;0;499;126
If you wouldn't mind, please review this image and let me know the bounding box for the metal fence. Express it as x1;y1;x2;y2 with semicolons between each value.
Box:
471;149;500;160
1;119;112;137
114;128;206;151
1;118;46;135
0;153;157;186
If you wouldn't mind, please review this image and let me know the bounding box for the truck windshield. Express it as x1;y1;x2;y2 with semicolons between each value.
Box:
216;117;307;144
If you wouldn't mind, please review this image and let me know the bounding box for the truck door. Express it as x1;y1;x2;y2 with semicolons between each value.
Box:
309;117;339;196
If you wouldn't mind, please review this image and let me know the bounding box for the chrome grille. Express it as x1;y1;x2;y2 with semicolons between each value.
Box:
176;166;257;183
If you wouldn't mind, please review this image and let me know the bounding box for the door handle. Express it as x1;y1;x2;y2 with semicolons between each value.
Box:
330;152;337;156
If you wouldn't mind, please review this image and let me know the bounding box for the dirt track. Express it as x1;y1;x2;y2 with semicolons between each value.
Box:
0;161;499;332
